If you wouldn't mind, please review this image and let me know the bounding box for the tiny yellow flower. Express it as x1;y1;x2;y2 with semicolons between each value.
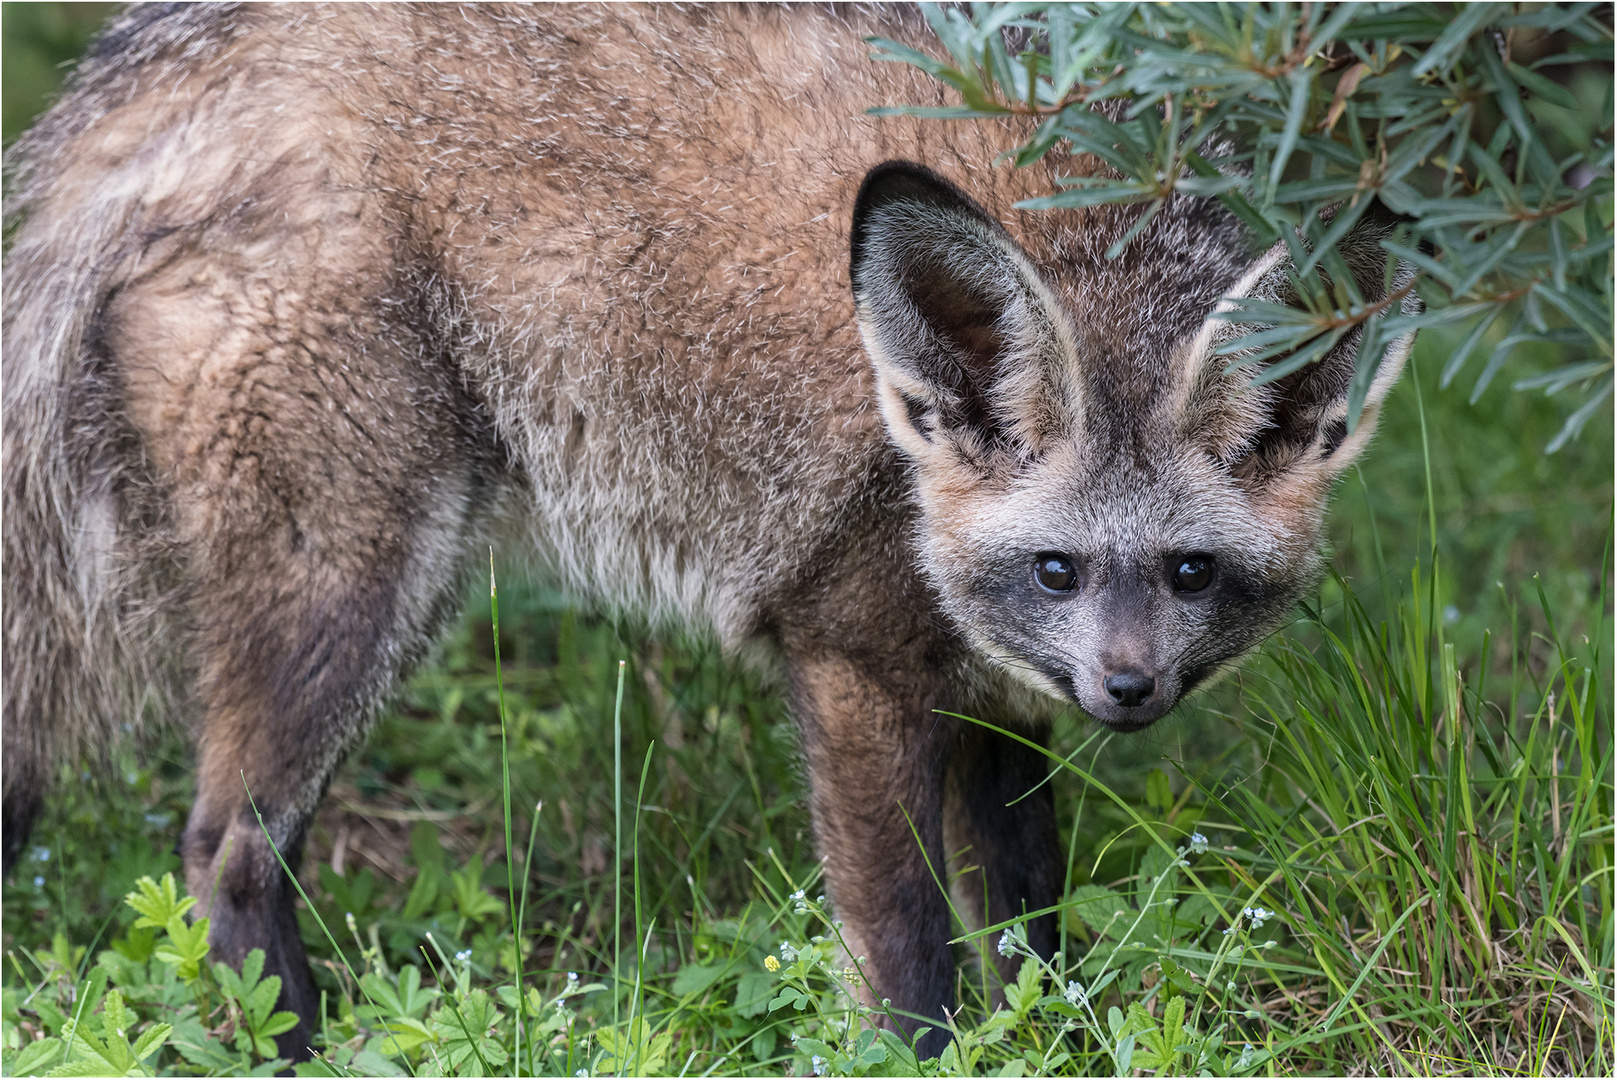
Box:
764;955;780;972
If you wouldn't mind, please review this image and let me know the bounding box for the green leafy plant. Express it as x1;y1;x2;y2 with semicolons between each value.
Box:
50;987;171;1077
870;2;1614;448
212;952;299;1061
126;877;209;984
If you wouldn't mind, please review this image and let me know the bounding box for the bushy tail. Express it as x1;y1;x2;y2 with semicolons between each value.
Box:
2;92;178;871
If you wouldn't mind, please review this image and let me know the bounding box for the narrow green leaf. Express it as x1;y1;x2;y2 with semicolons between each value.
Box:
1503;2;1606;33
1478;44;1562;188
1469;326;1583;402
1535;283;1616;354
1507;61;1582;110
1546;372;1614;451
1267;65;1314;194
866;105;1005;119
1214;324;1328;357
1380;239;1460;290
1512;359;1612;392
1212;297;1326;327
1345;315;1388;431
1017;182;1156;211
1299;196;1374;278
863;36;952;77
1440;304;1505;388
1105;198;1165;259
1411;3;1500;77
1249;327;1351;386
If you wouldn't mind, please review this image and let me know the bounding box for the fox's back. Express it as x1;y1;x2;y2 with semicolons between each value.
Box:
8;3;1261;645
8;3;1051;640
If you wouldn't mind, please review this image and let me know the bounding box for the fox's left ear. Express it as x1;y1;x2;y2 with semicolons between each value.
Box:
850;161;1079;469
1174;214;1421;485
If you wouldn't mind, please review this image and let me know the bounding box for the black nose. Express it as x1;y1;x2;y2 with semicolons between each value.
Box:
1104;671;1156;708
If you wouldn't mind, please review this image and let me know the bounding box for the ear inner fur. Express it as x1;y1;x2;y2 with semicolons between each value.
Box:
850;161;1081;467
1172;225;1419;485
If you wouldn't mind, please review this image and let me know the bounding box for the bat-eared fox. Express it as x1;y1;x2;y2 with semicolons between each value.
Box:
3;4;1417;1060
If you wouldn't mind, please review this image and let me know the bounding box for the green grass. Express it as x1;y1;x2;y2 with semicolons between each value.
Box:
2;325;1611;1076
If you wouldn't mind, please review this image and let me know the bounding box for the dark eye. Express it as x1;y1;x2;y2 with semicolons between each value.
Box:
1033;553;1078;594
1171;554;1214;594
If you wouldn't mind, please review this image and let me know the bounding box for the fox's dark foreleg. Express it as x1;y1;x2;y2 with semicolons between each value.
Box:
785;646;956;1060
944;720;1063;989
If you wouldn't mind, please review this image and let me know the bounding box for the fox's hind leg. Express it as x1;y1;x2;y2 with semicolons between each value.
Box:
177;545;474;1063
172;383;499;1060
110;247;505;1059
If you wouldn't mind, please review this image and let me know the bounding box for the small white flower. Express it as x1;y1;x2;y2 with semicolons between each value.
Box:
1189;831;1208;854
1063;980;1085;1006
575;1070;589;1078
455;949;472;963
33;876;44;888
1237;1043;1254;1068
779;941;798;962
566;971;579;983
997;931;1015;957
811;1054;827;1076
791;889;806;901
345;911;358;934
1242;906;1273;929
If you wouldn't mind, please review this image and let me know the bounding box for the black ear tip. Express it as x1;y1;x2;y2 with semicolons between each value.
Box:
854;161;962;217
850;161;988;290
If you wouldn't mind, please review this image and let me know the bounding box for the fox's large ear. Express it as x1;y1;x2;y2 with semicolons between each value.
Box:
1173;215;1420;486
850;162;1078;468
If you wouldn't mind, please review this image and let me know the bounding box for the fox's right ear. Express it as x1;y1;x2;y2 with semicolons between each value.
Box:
1172;213;1419;489
850;162;1079;469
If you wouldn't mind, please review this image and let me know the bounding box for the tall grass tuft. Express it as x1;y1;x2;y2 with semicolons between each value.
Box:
1196;555;1612;1074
